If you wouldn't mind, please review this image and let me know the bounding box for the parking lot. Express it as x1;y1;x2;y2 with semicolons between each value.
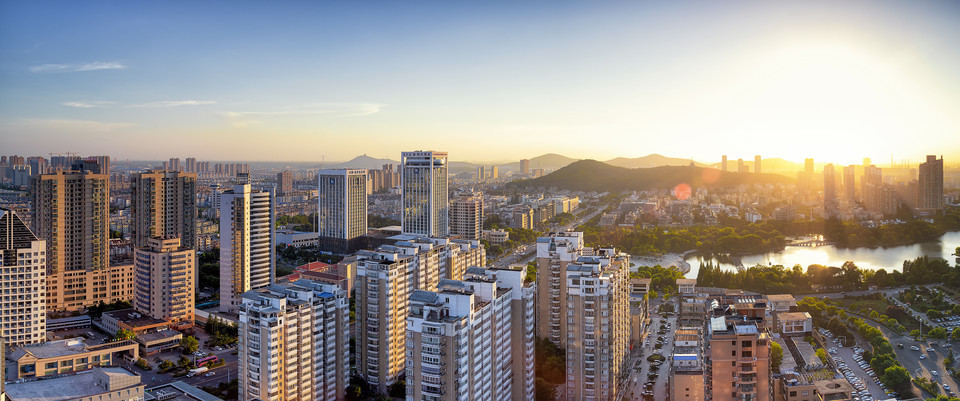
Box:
820;327;895;401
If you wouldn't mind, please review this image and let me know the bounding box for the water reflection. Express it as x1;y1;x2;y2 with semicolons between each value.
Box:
685;230;960;278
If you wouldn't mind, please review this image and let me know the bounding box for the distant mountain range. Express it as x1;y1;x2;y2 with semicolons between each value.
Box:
326;153;715;174
507;159;794;192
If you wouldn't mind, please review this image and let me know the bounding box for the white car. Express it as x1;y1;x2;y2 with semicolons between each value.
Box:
920;354;927;360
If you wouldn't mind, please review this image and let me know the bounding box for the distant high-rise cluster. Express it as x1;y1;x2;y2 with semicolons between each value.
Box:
367;164;399;192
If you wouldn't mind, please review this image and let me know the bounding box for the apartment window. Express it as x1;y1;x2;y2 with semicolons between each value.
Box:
731;350;736;356
741;341;752;347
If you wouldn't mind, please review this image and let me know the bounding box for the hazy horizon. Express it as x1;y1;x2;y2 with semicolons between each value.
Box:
2;1;959;165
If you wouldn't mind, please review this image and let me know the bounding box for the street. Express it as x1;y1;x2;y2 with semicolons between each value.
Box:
621;299;676;401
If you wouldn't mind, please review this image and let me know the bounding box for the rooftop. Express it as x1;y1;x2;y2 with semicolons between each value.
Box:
5;368;140;401
778;312;812;321
103;308;168;328
145;381;223;401
767;294;796;302
676;279;697;285
9;338;88;360
137;330;182;343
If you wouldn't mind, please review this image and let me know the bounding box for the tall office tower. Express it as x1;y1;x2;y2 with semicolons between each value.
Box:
754;155;761;174
401;151;449;237
843;165;857;201
317;169;368;253
490;165;499;179
721;155;727;172
219;184;276;313
168;158;181;172
708;317;771;401
185;157;196;173
33;170;121;311
477;165;486;181
823;164;836;216
238;279;350;401
0;208;46;346
406;266;536;401
536;231;585;346
737;159;746;173
133;237;195;329
449;192;483;240
918;155;944;213
356;250;412;394
564;248;631;401
862;165;883;213
277;170;293;195
805;158;814;175
520;159;530;175
130;170;198;249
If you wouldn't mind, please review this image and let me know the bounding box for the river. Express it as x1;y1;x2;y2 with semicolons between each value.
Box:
683;230;960;279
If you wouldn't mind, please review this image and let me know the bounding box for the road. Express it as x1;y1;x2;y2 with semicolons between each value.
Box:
620;299;675;401
821;330;887;398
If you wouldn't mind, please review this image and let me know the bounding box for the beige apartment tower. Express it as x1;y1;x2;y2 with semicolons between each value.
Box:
0;208;46;346
449;192;483;240
238;279;349;401
133;237;195;329
130;170;198;249
220;184;275;313
535;231;585;346
356;250;411;394
563;249;631;401
708;317;772;401
405;266;535;401
33;170;133;311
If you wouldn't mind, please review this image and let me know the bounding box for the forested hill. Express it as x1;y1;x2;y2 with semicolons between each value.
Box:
507;159;794;192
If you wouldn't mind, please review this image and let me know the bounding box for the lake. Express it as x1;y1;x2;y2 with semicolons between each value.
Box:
684;230;960;278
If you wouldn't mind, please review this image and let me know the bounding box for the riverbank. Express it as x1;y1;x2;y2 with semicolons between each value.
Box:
632;251;694;274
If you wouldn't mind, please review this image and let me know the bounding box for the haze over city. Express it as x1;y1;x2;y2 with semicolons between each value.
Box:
2;0;960;164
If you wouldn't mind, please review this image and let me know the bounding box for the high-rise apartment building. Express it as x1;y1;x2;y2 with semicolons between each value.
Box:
185;157;196;173
130;170;198;249
520;159;530;175
490;165;499;179
754;155;761;175
317;169;368;254
477;165;486;181
133;237;195;329
0;208;46;345
356;249;411;394
167;158;181;172
669;328;705;401
918;155;944;213
805;158;814;175
737;159;746;173
823;164;836;216
401;151;449;237
842;165;856;201
708;317;771;401
277;170;293;195
721;155;727;172
405;266;535;401
449;192;483;240
536;232;585;346
33;170;133;311
238;279;349;401
564;249;631;401
861;165;883;213
220;184;276;313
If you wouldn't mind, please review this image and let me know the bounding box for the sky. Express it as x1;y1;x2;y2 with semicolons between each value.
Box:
1;0;959;165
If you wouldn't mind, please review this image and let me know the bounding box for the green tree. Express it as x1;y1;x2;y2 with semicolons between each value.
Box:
880;365;910;390
135;358;151;370
771;341;783;372
180;335;199;353
158;360;174;371
535;377;557;401
816;348;828;364
929;327;948;339
115;328;136;341
911;329;922;340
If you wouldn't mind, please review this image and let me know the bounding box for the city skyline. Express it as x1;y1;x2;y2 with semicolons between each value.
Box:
2;1;959;164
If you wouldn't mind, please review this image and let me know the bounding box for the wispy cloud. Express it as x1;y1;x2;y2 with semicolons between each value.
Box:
21;118;134;132
30;62;127;73
62;101;115;108
128;100;216;108
218;103;385;128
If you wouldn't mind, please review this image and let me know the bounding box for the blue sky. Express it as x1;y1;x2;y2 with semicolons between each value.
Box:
2;0;958;164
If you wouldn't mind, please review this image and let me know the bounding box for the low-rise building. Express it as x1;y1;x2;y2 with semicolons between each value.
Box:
101;309;169;335
776;312;813;337
481;229;509;246
4;367;145;401
145;381;223;401
676;279;697;294
6;338;139;380
276;229;319;248
137;330;183;355
767;294;797;312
